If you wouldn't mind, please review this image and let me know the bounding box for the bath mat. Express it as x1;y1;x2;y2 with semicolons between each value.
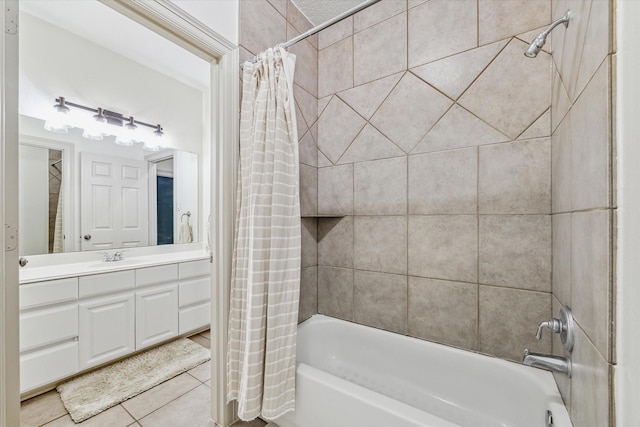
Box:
57;338;210;423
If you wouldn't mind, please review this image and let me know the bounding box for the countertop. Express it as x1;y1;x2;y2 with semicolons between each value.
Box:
19;250;210;284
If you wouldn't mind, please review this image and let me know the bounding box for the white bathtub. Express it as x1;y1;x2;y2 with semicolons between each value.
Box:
274;315;571;427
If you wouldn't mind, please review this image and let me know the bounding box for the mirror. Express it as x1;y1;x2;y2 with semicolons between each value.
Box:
18;1;210;256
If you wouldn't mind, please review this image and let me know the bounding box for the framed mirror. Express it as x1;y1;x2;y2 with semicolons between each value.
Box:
18;1;210;256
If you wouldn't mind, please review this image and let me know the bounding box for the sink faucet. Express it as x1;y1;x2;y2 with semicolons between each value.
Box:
523;348;571;377
98;250;126;262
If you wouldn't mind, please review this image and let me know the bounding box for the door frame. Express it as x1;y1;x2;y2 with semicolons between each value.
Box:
0;1;239;426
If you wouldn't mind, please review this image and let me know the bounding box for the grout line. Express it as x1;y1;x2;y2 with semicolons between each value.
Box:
476;144;481;352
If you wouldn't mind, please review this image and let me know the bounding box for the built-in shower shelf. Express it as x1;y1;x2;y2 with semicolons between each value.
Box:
301;214;345;218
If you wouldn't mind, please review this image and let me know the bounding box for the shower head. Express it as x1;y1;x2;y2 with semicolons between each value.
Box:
524;11;570;58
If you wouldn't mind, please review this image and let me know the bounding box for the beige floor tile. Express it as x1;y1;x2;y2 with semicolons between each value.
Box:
231;419;267;426
43;405;134;427
21;390;68;427
199;330;211;340
188;334;211;349
138;384;211;427
121;373;200;420
188;360;212;382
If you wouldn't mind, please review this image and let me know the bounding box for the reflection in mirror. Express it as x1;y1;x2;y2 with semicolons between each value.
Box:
18;0;210;257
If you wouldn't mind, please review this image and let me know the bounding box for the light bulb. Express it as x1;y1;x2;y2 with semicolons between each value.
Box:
143;124;164;151
115;117;137;146
82;107;108;140
44;97;71;133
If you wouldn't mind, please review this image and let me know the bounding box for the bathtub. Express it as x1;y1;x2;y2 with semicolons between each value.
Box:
274;315;571;427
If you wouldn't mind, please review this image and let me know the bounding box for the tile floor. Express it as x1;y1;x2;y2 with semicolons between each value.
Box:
20;331;267;427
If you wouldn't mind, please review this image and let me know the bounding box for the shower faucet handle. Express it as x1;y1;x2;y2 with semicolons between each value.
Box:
534;306;575;352
536;318;563;340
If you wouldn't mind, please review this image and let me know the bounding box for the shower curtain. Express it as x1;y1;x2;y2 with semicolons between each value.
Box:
227;47;301;421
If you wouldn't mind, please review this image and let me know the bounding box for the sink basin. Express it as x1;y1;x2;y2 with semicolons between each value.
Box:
86;259;148;269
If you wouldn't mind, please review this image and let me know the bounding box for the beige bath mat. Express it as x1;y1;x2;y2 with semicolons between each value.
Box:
57;338;210;423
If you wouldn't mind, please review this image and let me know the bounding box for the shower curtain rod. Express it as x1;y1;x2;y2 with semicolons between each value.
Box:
241;0;383;66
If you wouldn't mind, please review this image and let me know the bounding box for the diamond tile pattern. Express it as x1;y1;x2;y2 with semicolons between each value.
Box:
338;72;403;120
318;96;366;163
338;124;403;164
370;73;452;153
411;39;507;100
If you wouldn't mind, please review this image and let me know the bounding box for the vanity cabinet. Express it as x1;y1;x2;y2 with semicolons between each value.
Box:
135;265;179;349
78;271;135;370
19;278;79;392
19;257;210;394
178;260;211;334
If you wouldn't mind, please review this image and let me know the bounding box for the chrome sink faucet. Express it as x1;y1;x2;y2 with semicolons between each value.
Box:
98;250;126;262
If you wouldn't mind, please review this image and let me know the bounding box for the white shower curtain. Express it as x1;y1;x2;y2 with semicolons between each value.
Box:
227;47;301;421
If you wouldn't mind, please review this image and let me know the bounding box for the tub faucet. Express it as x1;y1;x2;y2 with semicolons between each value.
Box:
523;348;571;377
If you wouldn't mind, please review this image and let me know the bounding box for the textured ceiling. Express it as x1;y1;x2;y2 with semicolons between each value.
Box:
291;0;364;25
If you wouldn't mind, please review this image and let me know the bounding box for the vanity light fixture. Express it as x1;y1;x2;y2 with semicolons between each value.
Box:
44;96;166;151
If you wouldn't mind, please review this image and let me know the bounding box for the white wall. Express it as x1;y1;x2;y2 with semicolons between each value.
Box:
616;0;640;424
18;12;204;154
169;0;238;45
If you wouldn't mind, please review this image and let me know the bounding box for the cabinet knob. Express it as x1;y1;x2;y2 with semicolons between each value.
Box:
18;257;28;267
83;234;92;241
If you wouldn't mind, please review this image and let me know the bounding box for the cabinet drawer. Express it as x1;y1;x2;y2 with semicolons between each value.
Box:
179;277;211;308
20;341;78;393
20;304;78;351
136;264;178;287
179;259;210;279
79;270;135;298
20;278;78;310
179;302;210;334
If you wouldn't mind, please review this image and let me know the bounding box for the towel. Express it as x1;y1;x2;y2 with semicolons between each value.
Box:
179;222;193;243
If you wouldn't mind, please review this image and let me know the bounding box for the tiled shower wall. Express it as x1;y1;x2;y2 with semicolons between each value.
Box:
238;0;320;323
314;0;553;362
549;0;615;425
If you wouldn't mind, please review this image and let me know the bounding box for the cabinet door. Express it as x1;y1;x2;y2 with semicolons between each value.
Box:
79;293;135;370
136;284;178;350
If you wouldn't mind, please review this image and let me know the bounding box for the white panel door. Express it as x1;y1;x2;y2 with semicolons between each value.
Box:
136;284;178;349
80;153;149;251
78;292;135;369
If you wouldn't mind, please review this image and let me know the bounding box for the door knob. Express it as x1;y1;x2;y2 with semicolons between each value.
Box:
83;234;92;241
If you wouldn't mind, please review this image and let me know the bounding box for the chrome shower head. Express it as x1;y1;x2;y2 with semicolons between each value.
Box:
525;34;547;58
524;11;570;58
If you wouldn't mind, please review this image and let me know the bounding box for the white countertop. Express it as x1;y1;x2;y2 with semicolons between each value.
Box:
20;250;209;284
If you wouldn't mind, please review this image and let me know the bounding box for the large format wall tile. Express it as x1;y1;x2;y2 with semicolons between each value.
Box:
479;139;551;214
411;39;507;100
571;210;611;360
459;39;551;139
552;214;571;305
479;286;551;361
370;73;452;153
299;164;318;215
299;266;318;322
354;157;407;215
354;12;407;85
289;37;318;97
478;0;551;45
479;215;551;291
318;164;353;215
354;0;406;33
318;37;353;98
301;218;318;268
318;16;352;50
408;148;477;215
354;270;408;334
408;277;478;349
570;60;610;211
408;0;477;67
318;216;353;268
574;0;610;97
338;72;403;120
408;215;477;283
570;324;610;427
339;124;404;164
412;105;509;154
239;0;286;55
318;266;353;321
551;114;572;213
354;216;407;275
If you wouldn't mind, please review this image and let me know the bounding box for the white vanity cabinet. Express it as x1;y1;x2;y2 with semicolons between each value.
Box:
178;260;211;334
135;265;179;349
78;271;136;370
19;256;210;394
19;278;79;393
